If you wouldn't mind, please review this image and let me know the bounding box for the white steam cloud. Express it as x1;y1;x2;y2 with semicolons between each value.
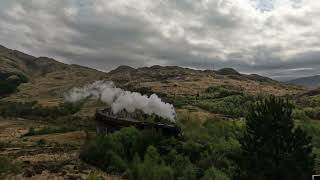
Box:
64;81;176;121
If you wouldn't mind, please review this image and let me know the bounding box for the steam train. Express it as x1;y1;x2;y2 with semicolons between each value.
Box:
95;108;182;137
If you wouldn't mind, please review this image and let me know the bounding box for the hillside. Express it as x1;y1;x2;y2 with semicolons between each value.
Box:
0;45;108;106
286;75;320;87
109;65;303;97
0;45;304;107
1;45;319;179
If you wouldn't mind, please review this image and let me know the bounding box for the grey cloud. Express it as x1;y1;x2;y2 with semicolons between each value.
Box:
0;0;319;81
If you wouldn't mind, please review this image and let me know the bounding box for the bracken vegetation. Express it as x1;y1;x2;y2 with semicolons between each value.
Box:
0;156;22;178
80;120;239;180
169;85;257;118
81;96;317;180
0;101;82;119
0;85;319;179
0;72;28;97
0;100;95;137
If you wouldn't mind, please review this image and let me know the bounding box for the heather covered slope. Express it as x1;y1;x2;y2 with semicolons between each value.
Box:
0;45;307;119
109;65;303;97
0;45;107;106
1;45;303;106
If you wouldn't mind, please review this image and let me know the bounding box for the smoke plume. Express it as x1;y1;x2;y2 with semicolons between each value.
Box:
64;81;176;121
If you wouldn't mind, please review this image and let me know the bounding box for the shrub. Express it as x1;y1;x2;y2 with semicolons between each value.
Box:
112;127;143;160
36;139;46;146
0;156;22;177
304;107;320;120
24;126;77;137
129;146;174;180
0;72;28;97
196;95;254;118
104;150;127;172
81;135;118;170
202;167;230;180
168;95;197;108
82;118;244;179
0;141;10;150
86;173;101;180
0;101;82;119
300;121;320;148
205;86;243;98
80;127;143;173
292;108;310;121
165;150;196;180
240;96;315;180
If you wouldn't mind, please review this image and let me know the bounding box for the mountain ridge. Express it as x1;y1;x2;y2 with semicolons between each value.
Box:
0;44;304;107
286;75;320;87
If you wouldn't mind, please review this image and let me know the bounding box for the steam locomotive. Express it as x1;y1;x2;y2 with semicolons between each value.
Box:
95;108;182;137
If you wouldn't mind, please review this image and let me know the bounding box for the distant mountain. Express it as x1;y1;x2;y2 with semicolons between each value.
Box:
286;75;320;87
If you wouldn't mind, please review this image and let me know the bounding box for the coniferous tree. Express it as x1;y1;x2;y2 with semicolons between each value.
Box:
240;96;314;180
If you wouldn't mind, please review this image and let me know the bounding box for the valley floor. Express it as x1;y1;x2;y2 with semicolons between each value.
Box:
0;118;120;180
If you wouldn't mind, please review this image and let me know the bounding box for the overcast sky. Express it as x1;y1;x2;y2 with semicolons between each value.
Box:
0;0;319;81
